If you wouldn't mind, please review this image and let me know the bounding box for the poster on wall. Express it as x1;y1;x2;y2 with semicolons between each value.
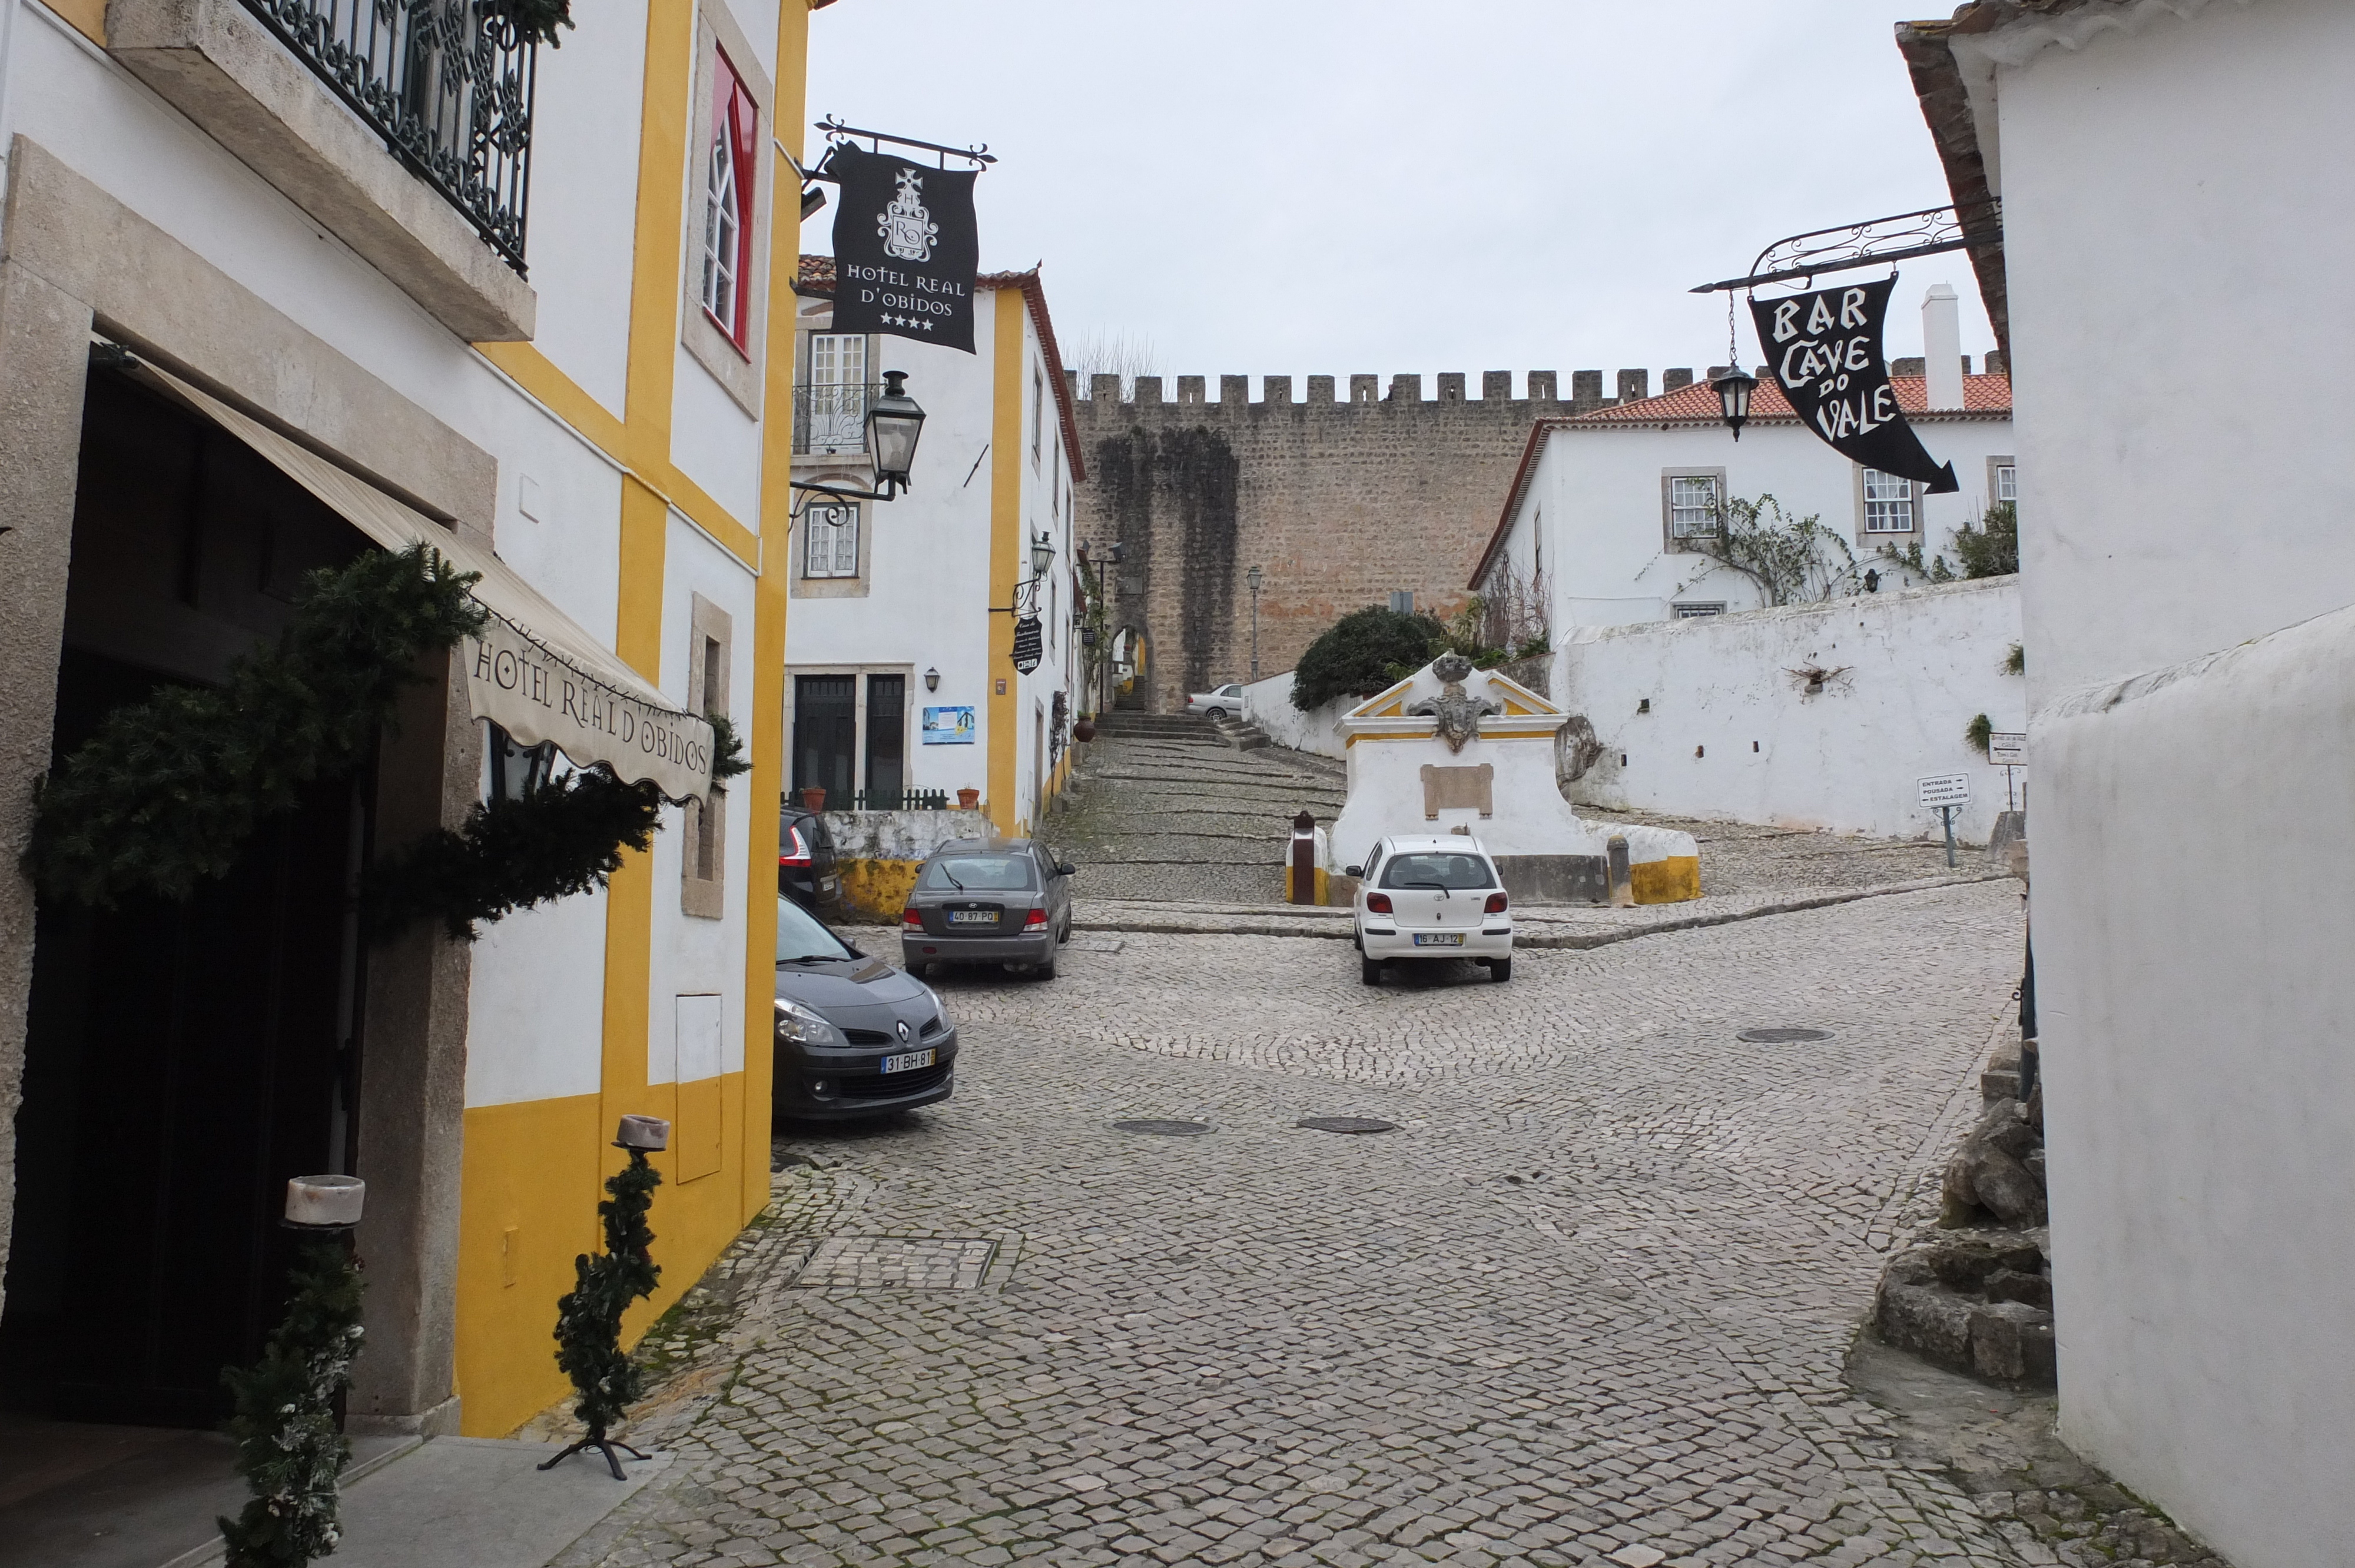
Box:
827;146;979;353
1751;277;1958;493
921;706;976;745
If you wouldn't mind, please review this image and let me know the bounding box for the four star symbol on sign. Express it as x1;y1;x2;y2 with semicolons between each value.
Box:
878;314;938;332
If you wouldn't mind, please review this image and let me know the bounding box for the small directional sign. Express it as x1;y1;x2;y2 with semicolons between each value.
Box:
1986;731;2026;766
1918;773;1972;809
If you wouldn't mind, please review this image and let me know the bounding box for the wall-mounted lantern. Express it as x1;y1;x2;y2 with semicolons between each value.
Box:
1711;364;1758;441
924;667;940;692
1030;533;1057;579
791;370;927;506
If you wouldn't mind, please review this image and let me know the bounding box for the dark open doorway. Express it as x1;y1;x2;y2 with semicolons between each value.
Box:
0;366;374;1428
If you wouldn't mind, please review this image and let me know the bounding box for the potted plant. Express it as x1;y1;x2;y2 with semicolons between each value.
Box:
800;786;826;812
956;787;980;809
1072;716;1097;743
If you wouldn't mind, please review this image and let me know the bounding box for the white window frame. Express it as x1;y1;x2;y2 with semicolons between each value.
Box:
1990;456;2017;506
699;133;740;336
803;501;860;579
1660;467;1726;551
1862;469;1916;533
804;332;868;456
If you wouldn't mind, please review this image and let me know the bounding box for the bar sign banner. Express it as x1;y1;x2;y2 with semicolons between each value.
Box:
1754;277;1958;493
828;146;980;353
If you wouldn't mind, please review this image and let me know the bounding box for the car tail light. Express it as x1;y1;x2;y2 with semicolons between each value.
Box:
1485;892;1509;914
902;907;923;929
1023;908;1048;928
778;825;812;868
1366;892;1392;914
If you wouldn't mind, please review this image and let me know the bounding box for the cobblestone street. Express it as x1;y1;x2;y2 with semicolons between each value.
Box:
572;883;2045;1568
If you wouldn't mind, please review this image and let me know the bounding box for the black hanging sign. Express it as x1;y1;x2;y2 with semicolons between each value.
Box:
1751;277;1958;494
1010;616;1043;675
827;147;980;354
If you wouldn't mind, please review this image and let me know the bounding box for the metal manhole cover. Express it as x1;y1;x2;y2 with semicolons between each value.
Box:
791;1236;997;1290
1113;1119;1213;1136
1297;1117;1398;1134
1738;1026;1832;1043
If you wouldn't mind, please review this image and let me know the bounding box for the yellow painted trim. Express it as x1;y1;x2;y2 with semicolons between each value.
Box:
985;290;1023;834
835;858;923;922
41;0;104;42
476;341;629;452
1630;855;1702;904
1343;727;1562;746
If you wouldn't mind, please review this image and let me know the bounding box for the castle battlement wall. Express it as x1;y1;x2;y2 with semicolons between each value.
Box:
1070;367;1704;417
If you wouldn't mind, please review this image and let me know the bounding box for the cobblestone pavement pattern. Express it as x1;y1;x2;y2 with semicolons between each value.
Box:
569;883;2106;1568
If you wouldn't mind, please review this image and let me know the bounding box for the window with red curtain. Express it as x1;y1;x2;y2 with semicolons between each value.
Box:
699;49;758;348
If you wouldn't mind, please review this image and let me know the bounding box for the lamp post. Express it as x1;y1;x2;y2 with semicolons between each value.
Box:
791;370;927;505
1245;564;1263;682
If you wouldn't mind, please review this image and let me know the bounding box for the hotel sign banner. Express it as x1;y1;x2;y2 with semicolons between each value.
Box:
465;614;715;802
1753;277;1959;494
828;147;979;353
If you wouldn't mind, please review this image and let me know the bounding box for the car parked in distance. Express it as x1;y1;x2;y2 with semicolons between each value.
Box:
901;838;1076;979
1184;683;1246;719
1346;835;1512;984
772;894;956;1122
778;802;845;919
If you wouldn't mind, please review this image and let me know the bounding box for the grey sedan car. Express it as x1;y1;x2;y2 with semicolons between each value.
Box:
901;838;1076;979
774;895;957;1121
1185;682;1246;719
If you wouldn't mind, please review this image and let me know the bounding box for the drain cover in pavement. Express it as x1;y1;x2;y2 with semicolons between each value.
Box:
1738;1026;1832;1042
1296;1117;1398;1134
1113;1119;1213;1136
792;1236;997;1290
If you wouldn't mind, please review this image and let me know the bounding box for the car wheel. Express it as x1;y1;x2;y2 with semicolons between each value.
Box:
1034;956;1058;981
1056;914;1072;945
1206;707;1226;720
1490;958;1513;983
1361;956;1383;986
907;960;931;978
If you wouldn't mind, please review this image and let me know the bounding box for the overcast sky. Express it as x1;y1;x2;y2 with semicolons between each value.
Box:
800;1;1994;392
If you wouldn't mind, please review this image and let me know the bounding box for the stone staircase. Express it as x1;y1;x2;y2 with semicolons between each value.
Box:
1046;713;1346;903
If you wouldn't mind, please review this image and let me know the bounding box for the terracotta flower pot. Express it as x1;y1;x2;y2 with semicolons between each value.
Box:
956;788;980;809
1072;718;1097;743
799;786;826;812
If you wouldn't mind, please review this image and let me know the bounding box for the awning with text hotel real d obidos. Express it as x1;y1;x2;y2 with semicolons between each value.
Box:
136;360;717;803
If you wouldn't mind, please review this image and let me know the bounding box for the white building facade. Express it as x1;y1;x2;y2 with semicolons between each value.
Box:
1900;2;2355;1564
0;0;829;1440
784;261;1083;839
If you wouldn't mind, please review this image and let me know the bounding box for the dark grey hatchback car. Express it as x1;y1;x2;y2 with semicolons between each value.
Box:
900;838;1076;978
773;895;957;1122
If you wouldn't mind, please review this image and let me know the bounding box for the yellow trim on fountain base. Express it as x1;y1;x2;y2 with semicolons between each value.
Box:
1630;856;1702;903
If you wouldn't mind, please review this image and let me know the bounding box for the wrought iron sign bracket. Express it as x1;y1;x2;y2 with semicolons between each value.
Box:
807;117;997;179
1690;199;2001;295
788;476;905;516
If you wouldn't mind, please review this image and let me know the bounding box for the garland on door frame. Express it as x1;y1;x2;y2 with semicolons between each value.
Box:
217;1241;366;1568
28;544;749;944
25;544;485;909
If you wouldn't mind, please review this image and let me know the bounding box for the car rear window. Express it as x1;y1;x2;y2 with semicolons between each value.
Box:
1379;852;1495;890
921;854;1037;891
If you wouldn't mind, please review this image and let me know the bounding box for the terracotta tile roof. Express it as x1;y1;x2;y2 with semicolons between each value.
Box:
797;253;835;293
1467;371;2011;589
1570;371;2011;426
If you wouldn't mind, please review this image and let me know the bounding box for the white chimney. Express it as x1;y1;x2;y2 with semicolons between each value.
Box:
1922;283;1965;410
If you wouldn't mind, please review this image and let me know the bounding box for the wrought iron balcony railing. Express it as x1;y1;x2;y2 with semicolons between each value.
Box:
793;381;879;457
238;0;535;274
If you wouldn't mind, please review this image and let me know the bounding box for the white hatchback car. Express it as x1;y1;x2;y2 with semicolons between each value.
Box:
1346;835;1513;984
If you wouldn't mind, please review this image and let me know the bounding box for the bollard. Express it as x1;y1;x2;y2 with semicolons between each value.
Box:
1607;835;1634;907
1288;811;1317;905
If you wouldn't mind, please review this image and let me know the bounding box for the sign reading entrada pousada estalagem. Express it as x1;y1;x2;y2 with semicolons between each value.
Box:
827;146;980;353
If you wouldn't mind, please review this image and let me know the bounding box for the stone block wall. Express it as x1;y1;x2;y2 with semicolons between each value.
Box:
1070;369;1674;713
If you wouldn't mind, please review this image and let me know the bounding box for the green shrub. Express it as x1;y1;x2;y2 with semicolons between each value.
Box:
1292;607;1443;711
1955;501;2019;579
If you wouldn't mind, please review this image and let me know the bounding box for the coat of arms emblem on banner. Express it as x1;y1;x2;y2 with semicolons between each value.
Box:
878;168;938;263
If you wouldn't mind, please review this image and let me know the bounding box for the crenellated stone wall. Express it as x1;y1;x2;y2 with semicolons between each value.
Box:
1071;368;1679;713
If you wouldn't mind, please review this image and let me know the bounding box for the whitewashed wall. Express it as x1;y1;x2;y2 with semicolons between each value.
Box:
2034;604;2355;1568
1240;670;1349;759
1963;3;2355;1563
1558;577;2024;843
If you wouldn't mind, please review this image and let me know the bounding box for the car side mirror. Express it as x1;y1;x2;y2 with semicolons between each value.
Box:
1344;865;1363;878
1056;861;1077;877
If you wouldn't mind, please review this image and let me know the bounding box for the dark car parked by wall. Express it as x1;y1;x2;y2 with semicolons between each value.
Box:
772;895;956;1122
778;802;845;919
901;838;1076;979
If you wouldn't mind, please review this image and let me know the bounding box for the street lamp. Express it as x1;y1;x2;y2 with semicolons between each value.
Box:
1711;363;1758;441
1030;533;1057;579
1245;564;1263;682
791;370;927;505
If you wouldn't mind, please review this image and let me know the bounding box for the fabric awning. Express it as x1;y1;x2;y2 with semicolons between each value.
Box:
137;361;715;802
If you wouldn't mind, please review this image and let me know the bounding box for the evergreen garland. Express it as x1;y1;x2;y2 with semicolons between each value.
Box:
497;0;573;48
218;1241;367;1568
543;1149;662;1475
26;544;485;908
